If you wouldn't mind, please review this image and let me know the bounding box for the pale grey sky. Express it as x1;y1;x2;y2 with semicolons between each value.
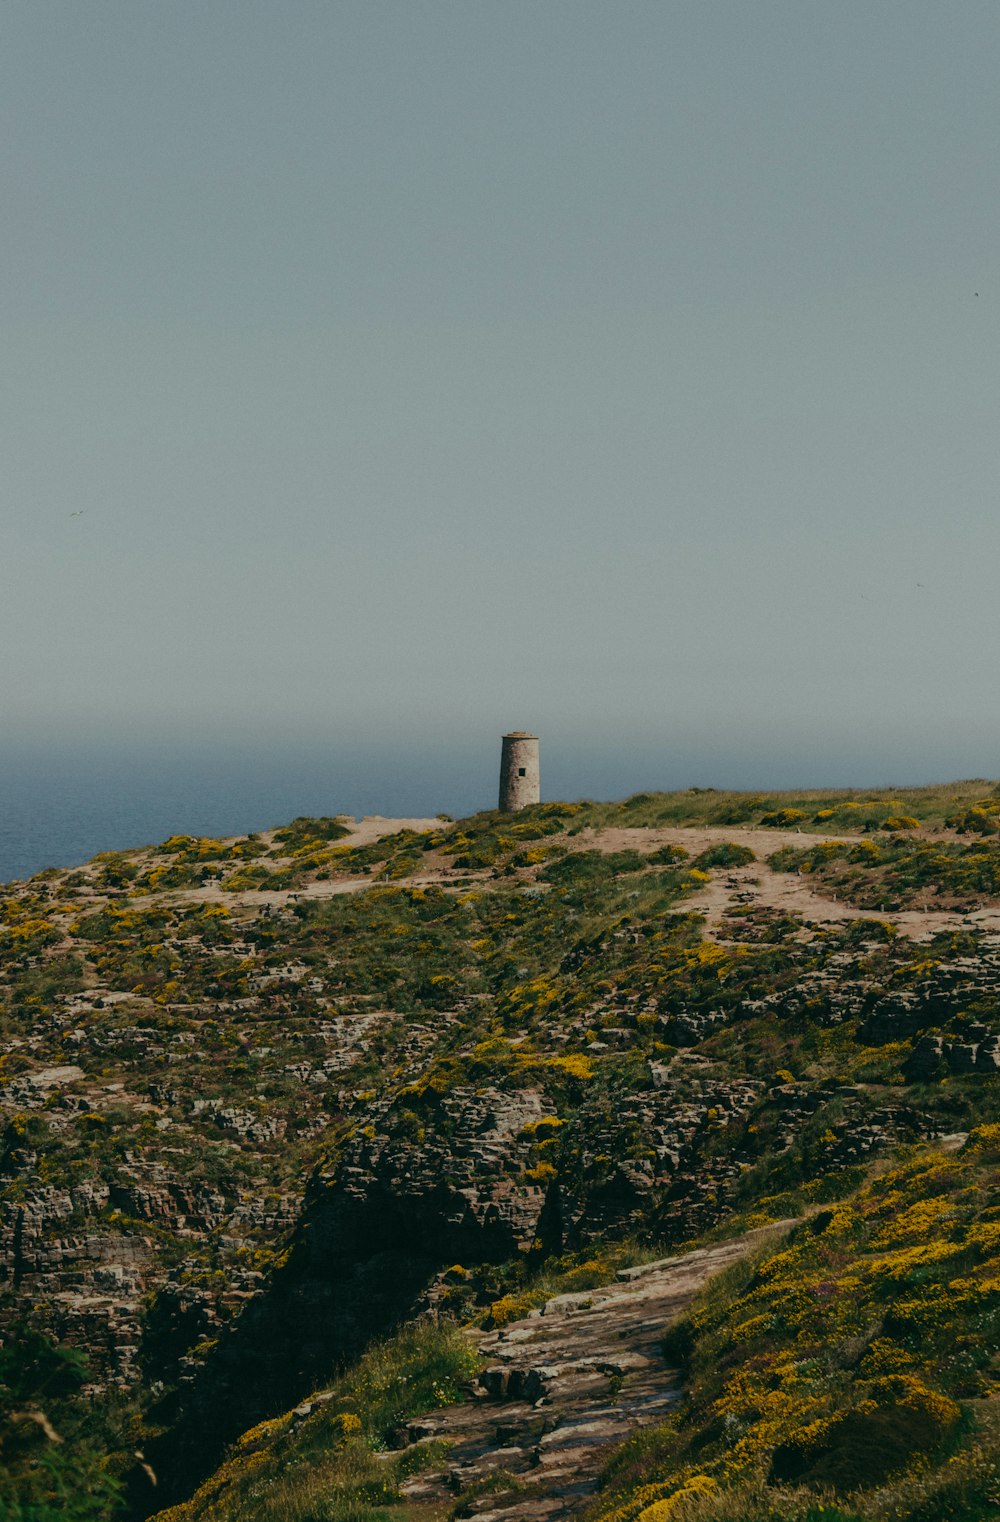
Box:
3;2;1000;789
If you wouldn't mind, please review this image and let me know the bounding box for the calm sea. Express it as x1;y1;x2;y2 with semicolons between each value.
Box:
0;741;499;885
2;735;885;886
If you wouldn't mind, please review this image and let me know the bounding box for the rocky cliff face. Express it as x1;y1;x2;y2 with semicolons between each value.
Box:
393;1229;793;1522
6;794;1000;1517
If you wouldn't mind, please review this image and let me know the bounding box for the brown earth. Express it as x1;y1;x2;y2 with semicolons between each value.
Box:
391;1225;792;1522
116;817;1000;942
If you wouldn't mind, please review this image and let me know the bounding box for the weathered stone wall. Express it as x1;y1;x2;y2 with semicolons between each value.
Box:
498;732;540;812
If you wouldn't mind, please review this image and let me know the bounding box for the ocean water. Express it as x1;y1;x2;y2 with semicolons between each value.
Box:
3;728;739;885
1;733;942;886
0;741;498;885
0;733;725;885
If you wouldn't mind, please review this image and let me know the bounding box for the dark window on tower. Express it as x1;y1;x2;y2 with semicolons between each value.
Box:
518;768;526;777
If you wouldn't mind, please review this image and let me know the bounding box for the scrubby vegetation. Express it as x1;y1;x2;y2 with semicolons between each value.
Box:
0;1319;125;1521
588;1134;1000;1522
154;1322;480;1522
557;781;999;836
5;785;1000;1520
769;835;1000;910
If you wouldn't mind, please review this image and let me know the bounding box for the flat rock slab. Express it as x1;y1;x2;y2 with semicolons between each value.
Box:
399;1225;791;1522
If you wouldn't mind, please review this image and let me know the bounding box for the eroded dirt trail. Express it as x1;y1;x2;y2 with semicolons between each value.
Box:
117;816;1000;942
579;825;999;942
395;1228;789;1522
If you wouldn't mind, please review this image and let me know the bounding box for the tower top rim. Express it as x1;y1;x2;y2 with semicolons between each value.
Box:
502;730;538;740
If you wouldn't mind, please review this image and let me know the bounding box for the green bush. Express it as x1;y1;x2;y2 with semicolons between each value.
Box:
693;843;756;870
0;1323;124;1521
769;1379;961;1489
149;1323;481;1522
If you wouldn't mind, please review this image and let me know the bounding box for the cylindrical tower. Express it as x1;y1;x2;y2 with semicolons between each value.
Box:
498;731;540;812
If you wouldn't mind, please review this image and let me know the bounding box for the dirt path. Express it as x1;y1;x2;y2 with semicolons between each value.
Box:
686;856;991;942
576;823;860;857
396;1226;790;1522
330;815;446;849
119;817;1000;942
576;825;996;943
123;817;452;911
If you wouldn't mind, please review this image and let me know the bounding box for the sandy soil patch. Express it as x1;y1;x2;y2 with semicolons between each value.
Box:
113;816;1000;944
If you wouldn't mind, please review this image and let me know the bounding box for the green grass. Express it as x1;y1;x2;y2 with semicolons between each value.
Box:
0;1321;128;1521
584;1137;1000;1522
769;835;1000;909
292;785;1000;893
558;781;1000;836
11;789;1000;1521
153;1322;482;1522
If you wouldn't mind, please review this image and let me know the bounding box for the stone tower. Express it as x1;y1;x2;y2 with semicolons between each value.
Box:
498;731;540;812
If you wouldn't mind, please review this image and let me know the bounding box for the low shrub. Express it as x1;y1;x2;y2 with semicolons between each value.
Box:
693;844;756;870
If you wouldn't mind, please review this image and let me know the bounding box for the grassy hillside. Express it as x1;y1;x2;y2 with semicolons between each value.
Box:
4;786;1000;1518
591;1134;1000;1522
152;1322;481;1522
138;1132;1000;1522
